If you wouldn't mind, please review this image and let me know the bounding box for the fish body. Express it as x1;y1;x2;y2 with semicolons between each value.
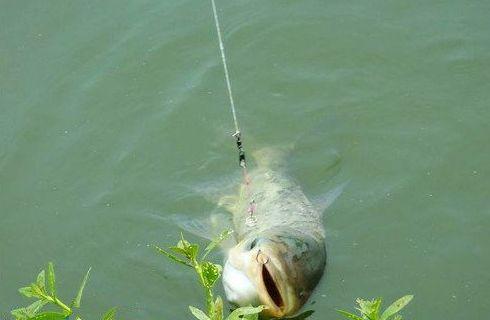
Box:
233;168;325;240
222;153;328;317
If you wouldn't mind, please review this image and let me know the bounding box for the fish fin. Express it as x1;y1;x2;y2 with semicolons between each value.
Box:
251;145;294;169
312;181;349;214
173;212;236;249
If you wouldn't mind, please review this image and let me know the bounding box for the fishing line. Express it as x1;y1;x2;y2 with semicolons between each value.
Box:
210;0;257;226
210;0;246;168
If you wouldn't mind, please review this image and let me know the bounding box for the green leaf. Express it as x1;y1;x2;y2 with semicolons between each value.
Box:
154;245;193;267
212;296;224;320
203;229;233;259
25;300;48;316
380;295;413;320
336;309;364;320
392;316;403;320
72;267;91;308
201;262;222;288
177;233;192;250
101;307;117;320
169;244;199;260
169;246;190;256
11;301;48;320
19;286;35;298
36;270;46;291
47;262;56;298
29;284;45;299
11;307;30;320
241;312;260;320
356;297;382;319
186;244;199;260
284;310;314;320
175;234;199;260
226;306;265;320
189;306;210;320
28;311;68;320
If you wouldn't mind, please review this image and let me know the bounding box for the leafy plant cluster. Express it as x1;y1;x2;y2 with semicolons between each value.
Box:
11;262;115;320
154;231;264;320
10;232;414;320
337;295;413;320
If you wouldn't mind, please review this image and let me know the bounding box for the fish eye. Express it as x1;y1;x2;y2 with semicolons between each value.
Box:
248;238;258;250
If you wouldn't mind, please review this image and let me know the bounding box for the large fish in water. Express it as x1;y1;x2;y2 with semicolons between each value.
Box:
181;148;344;317
218;148;344;317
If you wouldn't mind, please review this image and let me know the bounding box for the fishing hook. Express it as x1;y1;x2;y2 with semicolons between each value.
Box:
256;249;270;265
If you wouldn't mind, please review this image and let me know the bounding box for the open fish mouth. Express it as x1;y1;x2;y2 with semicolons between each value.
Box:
260;263;288;317
262;264;284;308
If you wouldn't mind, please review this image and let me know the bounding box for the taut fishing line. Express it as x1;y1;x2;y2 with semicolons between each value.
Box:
210;0;257;226
210;0;246;168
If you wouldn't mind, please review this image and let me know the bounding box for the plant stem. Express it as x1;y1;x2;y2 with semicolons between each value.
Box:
192;259;214;314
54;297;72;314
43;294;72;315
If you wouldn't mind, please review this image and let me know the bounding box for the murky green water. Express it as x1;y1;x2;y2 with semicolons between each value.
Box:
1;1;489;319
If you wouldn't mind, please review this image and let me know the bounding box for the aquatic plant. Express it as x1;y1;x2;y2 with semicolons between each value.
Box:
10;235;413;320
154;231;265;320
11;262;115;320
337;295;413;320
155;234;414;320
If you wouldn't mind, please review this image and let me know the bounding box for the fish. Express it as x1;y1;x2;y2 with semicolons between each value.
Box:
178;147;345;318
218;148;345;317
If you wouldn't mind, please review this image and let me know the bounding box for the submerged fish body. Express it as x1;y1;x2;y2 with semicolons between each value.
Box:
221;155;328;317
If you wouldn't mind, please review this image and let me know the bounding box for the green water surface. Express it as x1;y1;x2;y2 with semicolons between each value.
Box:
1;1;489;319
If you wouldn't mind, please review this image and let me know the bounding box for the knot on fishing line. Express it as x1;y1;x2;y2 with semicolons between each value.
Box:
233;131;246;168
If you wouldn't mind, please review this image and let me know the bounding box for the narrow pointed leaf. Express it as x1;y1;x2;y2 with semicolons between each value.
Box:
47;262;56;298
25;300;48;316
189;306;210;320
169;246;189;257
356;297;382;319
11;307;29;320
336;309;364;320
11;300;48;320
179;232;189;245
175;234;199;260
28;312;68;320
36;270;46;291
19;286;35;298
170;244;199;261
284;310;314;320
29;284;45;299
227;306;265;320
242;314;259;320
72;267;91;308
101;307;117;320
154;245;192;267
203;229;233;259
212;296;224;320
241;311;260;320
380;295;413;320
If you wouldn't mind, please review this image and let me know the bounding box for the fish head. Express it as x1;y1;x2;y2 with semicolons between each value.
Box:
223;228;326;317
